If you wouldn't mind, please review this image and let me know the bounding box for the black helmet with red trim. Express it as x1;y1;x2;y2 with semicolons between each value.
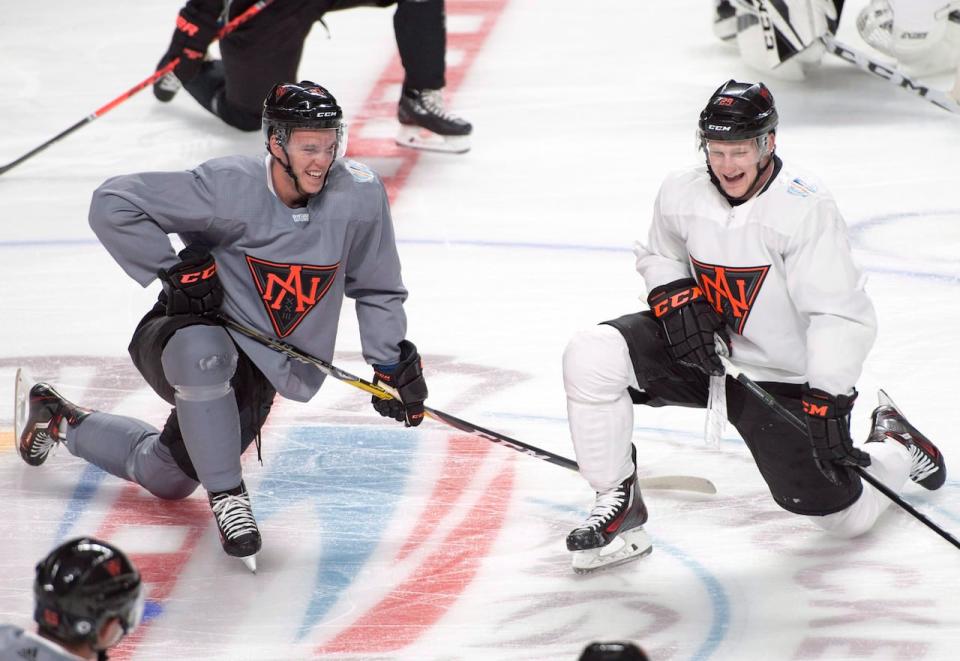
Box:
262;80;346;153
33;537;143;648
698;80;778;145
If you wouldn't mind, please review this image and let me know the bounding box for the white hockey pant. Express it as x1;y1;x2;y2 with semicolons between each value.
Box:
563;324;639;492
807;440;913;538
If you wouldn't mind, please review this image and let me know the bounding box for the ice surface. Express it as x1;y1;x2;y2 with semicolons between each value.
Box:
1;1;958;659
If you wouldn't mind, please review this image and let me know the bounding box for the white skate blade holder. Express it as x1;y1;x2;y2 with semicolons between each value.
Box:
240;554;257;573
396;125;471;154
571;527;653;575
13;368;29;445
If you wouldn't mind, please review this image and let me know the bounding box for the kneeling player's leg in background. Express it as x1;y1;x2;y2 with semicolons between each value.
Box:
216;0;317;131
67;414;199;501
161;325;242;493
563;325;637;490
807;441;912;539
394;0;446;91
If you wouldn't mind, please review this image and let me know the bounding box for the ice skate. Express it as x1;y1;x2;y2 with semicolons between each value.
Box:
396;87;472;154
14;370;90;467
713;0;737;42
567;472;652;574
209;480;261;572
865;390;946;490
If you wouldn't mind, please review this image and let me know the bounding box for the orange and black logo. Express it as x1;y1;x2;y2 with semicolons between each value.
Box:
246;255;339;338
690;256;769;334
802;399;830;417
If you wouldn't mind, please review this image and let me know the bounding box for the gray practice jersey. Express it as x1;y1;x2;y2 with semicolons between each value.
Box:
89;155;408;402
0;625;86;661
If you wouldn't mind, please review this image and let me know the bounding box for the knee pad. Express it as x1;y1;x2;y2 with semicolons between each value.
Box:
563;325;634;403
161;325;238;401
602;312;674;387
216;96;261;131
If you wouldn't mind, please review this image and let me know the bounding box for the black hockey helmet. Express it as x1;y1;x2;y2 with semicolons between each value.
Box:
698;80;778;145
579;641;650;661
34;537;143;647
262;80;347;154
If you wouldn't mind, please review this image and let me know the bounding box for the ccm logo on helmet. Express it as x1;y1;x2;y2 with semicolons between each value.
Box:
707;125;732;131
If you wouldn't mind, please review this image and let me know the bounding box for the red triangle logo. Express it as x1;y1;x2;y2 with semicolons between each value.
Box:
691;256;769;334
246;255;339;337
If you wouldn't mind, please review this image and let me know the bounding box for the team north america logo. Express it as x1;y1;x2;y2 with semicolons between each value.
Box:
246;255;339;337
690;256;769;333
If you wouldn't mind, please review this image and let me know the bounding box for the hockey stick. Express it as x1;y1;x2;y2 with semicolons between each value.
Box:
719;355;960;550
821;34;960;115
0;0;274;177
218;314;717;494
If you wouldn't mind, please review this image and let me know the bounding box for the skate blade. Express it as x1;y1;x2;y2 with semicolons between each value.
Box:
876;389;899;411
240;554;257;573
13;368;30;450
395;126;471;154
571;527;653;575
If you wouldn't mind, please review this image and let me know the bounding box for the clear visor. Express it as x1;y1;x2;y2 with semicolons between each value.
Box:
336;123;349;158
271;123;349;159
97;587;144;651
128;587;145;633
698;132;772;164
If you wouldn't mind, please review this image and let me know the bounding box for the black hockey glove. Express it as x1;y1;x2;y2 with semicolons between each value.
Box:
371;340;428;427
648;278;728;376
157;246;224;317
153;1;219;89
802;385;871;486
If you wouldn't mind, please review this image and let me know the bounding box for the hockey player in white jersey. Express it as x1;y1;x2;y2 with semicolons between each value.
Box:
14;81;429;571
562;80;946;574
0;537;143;661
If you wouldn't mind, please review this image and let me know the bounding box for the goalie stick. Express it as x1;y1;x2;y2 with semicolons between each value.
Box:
0;0;275;176
719;353;960;551
218;314;717;495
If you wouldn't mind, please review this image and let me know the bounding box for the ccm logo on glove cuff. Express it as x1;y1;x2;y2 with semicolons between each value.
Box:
178;264;217;284
650;286;705;318
802;399;830;417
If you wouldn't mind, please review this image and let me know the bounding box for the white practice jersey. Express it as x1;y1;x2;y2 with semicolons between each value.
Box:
634;158;877;395
0;625;86;661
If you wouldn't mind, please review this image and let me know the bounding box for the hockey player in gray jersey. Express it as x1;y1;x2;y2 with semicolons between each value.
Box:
561;80;947;574
0;537;143;661
14;81;428;571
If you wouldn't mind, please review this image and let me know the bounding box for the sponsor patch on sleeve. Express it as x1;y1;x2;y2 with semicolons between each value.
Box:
787;177;817;197
344;159;375;183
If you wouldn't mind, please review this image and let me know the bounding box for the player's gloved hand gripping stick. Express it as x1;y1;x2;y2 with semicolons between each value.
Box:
715;337;960;551
0;0;275;176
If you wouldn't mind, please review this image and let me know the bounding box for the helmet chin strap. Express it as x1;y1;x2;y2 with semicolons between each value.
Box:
272;145;335;206
738;152;773;200
274;143;309;205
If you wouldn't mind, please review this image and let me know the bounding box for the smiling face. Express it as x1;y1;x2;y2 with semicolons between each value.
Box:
706;134;775;200
269;128;339;206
